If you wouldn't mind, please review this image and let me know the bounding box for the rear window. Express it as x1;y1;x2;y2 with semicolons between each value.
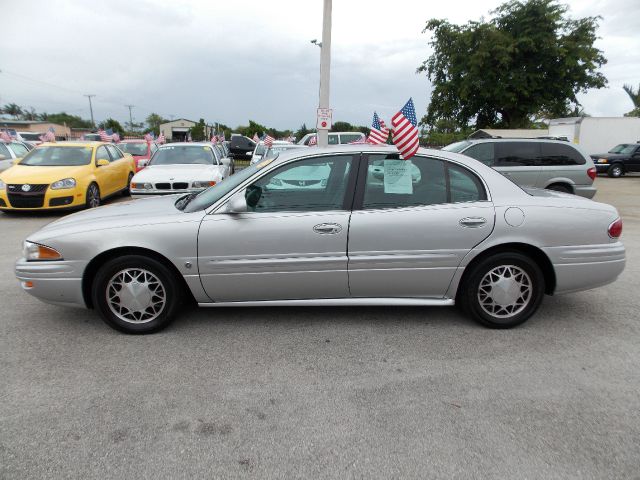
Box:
495;142;540;167
117;142;148;156
463;142;494;166
539;143;585;166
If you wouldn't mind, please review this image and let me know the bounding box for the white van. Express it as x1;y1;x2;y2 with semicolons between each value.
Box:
298;132;365;146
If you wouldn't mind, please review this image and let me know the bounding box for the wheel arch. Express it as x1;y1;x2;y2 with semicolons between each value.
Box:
82;246;196;309
456;242;556;298
545;182;574;193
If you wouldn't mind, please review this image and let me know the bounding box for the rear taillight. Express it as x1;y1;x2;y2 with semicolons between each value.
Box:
587;167;597;181
608;218;623;238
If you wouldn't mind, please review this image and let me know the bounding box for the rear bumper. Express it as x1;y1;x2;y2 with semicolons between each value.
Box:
572;185;597;199
543;242;625;294
15;259;87;308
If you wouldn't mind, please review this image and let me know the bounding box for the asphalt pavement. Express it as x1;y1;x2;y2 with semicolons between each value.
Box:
1;177;639;479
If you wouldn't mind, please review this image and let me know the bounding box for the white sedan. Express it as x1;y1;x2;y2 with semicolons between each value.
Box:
130;142;231;197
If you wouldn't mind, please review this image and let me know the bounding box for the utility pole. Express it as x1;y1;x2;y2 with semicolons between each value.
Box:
125;105;135;131
84;94;96;128
317;0;332;147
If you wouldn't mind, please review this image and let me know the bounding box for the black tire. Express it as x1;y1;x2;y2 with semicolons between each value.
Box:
458;252;545;329
122;173;134;196
91;255;183;334
607;164;624;178
86;183;101;209
546;183;572;194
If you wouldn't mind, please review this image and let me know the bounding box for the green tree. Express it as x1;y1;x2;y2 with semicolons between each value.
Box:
39;112;93;129
2;103;23;119
98;118;125;136
418;0;607;129
189;118;207;141
145;113;168;136
623;84;640;117
295;123;312;140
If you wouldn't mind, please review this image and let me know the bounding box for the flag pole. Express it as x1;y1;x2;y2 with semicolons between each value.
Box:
317;0;332;148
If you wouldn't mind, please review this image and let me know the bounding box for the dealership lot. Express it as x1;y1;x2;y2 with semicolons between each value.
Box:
1;177;639;478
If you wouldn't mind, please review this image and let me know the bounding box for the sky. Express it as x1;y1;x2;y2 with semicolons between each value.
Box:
1;0;639;131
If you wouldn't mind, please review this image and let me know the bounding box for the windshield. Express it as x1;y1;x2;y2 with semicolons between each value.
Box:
19;133;41;140
117;142;148;156
442;140;471;153
184;163;262;212
151;145;215;165
83;134;101;141
19;146;92;166
613;144;637;155
254;143;266;155
608;144;629;153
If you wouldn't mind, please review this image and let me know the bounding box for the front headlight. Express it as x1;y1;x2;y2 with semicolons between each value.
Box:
192;181;216;188
23;241;62;261
597;158;609;164
0;179;5;190
51;178;76;190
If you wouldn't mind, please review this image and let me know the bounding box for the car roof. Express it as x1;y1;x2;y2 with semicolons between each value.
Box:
157;142;213;147
462;138;573;145
118;139;149;143
37;141;106;147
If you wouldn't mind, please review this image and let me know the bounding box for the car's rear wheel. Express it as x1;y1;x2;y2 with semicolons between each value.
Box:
92;255;183;334
608;164;624;178
122;173;134;196
86;183;101;209
458;252;545;329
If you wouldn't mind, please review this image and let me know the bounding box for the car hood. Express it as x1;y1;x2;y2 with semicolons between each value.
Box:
591;153;628;160
29;195;199;242
0;164;89;183
132;164;224;183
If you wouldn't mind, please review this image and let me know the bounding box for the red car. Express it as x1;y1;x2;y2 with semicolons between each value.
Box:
116;140;158;172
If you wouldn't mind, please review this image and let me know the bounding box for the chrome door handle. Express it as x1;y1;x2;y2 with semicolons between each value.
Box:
459;217;487;228
313;223;342;234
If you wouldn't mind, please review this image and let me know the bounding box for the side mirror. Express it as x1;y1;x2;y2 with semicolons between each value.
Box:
220;157;231;167
96;158;110;167
221;190;247;214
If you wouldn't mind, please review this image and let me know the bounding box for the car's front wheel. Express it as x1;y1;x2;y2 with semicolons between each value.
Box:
92;255;183;334
458;252;545;329
608;164;624;178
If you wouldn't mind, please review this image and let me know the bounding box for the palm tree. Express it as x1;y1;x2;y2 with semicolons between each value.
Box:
623;84;640;117
2;103;23;119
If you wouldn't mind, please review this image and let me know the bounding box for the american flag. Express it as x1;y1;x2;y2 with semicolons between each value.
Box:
144;132;154;143
39;128;56;143
263;134;274;147
252;133;259;143
112;132;120;143
98;129;113;142
0;131;12;142
157;133;166;144
368;112;390;144
219;132;225;142
391;98;420;160
308;135;317;146
348;136;368;144
211;135;218;144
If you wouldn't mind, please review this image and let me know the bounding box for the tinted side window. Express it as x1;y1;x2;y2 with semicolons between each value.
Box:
539;143;585;166
495;142;540;167
106;145;123;161
246;155;352;213
464;143;495;166
328;135;339;145
340;134;362;144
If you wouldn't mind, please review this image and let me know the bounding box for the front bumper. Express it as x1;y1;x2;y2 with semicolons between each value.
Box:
15;258;87;308
595;163;611;173
0;186;86;211
131;187;205;197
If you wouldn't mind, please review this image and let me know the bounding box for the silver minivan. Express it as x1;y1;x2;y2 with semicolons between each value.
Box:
443;139;597;198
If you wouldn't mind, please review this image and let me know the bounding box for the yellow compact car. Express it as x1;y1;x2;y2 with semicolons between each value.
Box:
0;142;135;211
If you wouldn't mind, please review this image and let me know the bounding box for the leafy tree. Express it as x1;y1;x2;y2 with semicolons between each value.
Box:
418;0;607;129
2;103;23;119
98;118;125;136
39;112;93;129
424;118;472;147
21;106;38;121
623;84;640;117
295;123;313;140
189;118;207;141
145;113;168;136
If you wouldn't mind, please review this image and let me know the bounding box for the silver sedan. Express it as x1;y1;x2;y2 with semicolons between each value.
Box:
16;145;625;334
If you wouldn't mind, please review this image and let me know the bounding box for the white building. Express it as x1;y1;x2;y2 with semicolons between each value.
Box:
159;119;213;142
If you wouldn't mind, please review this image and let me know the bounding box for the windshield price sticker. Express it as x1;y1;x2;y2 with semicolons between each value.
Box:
384;160;413;194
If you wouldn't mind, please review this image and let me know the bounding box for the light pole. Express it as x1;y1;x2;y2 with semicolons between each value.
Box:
125;104;135;131
317;0;332;147
84;94;96;128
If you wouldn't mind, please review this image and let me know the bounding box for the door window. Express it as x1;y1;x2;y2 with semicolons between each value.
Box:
95;146;110;163
0;143;12;159
245;155;352;212
495;142;540;167
362;155;486;209
340;134;362;144
463;142;495;166
9;142;29;157
106;145;123;161
328;134;339;145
